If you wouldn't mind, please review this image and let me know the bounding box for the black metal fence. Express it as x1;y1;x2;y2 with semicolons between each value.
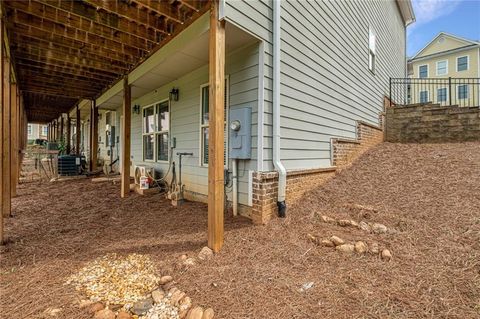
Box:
389;77;480;107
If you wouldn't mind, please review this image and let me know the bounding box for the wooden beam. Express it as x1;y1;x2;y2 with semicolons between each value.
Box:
76;104;81;155
89;99;98;171
207;0;225;253
132;0;184;24
121;76;131;198
10;82;17;198
0;16;4;243
2;54;11;218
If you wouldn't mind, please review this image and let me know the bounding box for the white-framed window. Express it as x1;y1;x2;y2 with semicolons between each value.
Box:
142;99;170;162
418;64;428;78
456;55;469;72
437;88;447;102
436;60;448;76
458;85;469;100
368;27;376;74
420;90;429;103
28;124;32;136
199;77;229;167
42;125;48;136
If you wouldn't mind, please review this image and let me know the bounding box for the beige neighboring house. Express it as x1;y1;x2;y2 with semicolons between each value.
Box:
27;123;48;142
408;32;479;106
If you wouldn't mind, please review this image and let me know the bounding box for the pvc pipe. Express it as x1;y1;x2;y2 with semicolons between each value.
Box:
232;158;238;216
273;0;287;216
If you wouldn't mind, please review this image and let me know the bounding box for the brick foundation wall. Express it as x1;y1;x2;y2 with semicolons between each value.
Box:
386;104;480;143
251;168;336;224
331;120;383;166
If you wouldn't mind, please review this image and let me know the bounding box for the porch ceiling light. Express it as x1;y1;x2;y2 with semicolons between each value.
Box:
133;104;141;115
169;88;179;101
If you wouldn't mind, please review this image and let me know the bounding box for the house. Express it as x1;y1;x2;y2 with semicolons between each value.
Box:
2;0;414;249
407;32;480;106
27;123;48;143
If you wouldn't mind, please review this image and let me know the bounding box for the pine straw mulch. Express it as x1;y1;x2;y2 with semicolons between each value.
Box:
1;142;479;319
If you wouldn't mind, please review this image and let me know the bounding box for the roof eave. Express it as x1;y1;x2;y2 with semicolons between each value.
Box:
397;0;416;27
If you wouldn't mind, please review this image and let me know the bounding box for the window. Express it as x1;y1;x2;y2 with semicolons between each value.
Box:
437;88;447;102
368;27;376;73
142;100;170;162
436;60;447;75
457;56;468;72
419;65;428;78
156;102;169;161
420;91;428;103
42;125;48;136
458;85;468;99
200;78;229;166
28;124;32;135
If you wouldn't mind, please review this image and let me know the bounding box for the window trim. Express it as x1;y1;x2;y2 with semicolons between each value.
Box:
141;98;170;163
419;90;429;103
456;55;469;72
457;84;469;100
437;87;448;103
436;60;448;76
199;76;230;167
368;27;376;74
28;124;32;136
42;125;48;136
418;64;429;78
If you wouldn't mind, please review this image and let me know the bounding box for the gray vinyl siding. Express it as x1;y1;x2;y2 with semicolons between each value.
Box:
225;0;406;170
126;44;259;206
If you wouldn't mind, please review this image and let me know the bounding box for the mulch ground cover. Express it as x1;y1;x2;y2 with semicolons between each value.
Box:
1;142;479;319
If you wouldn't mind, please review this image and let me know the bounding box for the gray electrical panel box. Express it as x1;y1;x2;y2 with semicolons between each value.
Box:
229;107;252;159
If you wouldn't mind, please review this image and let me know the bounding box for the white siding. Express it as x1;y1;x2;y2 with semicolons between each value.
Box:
122;44;259;206
225;0;406;170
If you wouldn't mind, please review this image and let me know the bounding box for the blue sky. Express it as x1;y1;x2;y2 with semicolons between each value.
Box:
407;0;480;57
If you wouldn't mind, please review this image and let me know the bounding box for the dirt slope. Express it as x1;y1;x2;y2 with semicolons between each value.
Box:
1;142;479;319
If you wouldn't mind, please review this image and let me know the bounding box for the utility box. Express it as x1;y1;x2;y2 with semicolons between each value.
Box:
229;107;252;159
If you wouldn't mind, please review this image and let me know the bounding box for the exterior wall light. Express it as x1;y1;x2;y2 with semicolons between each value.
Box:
133;104;141;114
169;88;179;101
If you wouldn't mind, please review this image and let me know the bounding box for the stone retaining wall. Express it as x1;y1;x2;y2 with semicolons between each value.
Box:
386;104;480;143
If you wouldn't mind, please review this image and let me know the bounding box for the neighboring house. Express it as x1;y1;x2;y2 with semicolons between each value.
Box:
27;123;48;143
407;32;480;106
69;0;413;223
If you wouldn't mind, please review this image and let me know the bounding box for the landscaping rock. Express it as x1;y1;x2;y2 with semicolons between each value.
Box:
132;298;153;316
336;244;355;253
307;233;317;243
183;258;196;266
359;221;371;232
171;290;186;306
354;241;368;254
372;223;388;234
79;300;93;309
350;220;359;227
320;239;334;247
337;219;351;227
159;275;173;285
47;308;62;316
152;289;165;304
93;309;115;319
202;308;215;319
370;242;379;254
330;235;345;246
187;306;204;319
88;302;105;314
321;215;336;223
382;249;392;261
179;296;192;318
116;311;133;319
180;254;188;261
198;247;214;261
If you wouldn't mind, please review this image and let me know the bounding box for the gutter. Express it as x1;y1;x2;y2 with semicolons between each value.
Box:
273;0;287;217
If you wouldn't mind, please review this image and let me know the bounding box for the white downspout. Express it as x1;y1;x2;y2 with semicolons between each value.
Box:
273;0;287;217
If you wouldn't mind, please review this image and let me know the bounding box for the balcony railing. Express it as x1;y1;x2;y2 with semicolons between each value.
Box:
389;77;480;108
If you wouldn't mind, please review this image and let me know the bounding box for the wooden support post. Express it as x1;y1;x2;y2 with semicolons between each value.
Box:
2;52;11;218
121;76;131;198
0;17;4;243
60;114;64;145
207;0;225;253
10;83;17;197
76;105;81;155
66;114;71;154
89;99;98;171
